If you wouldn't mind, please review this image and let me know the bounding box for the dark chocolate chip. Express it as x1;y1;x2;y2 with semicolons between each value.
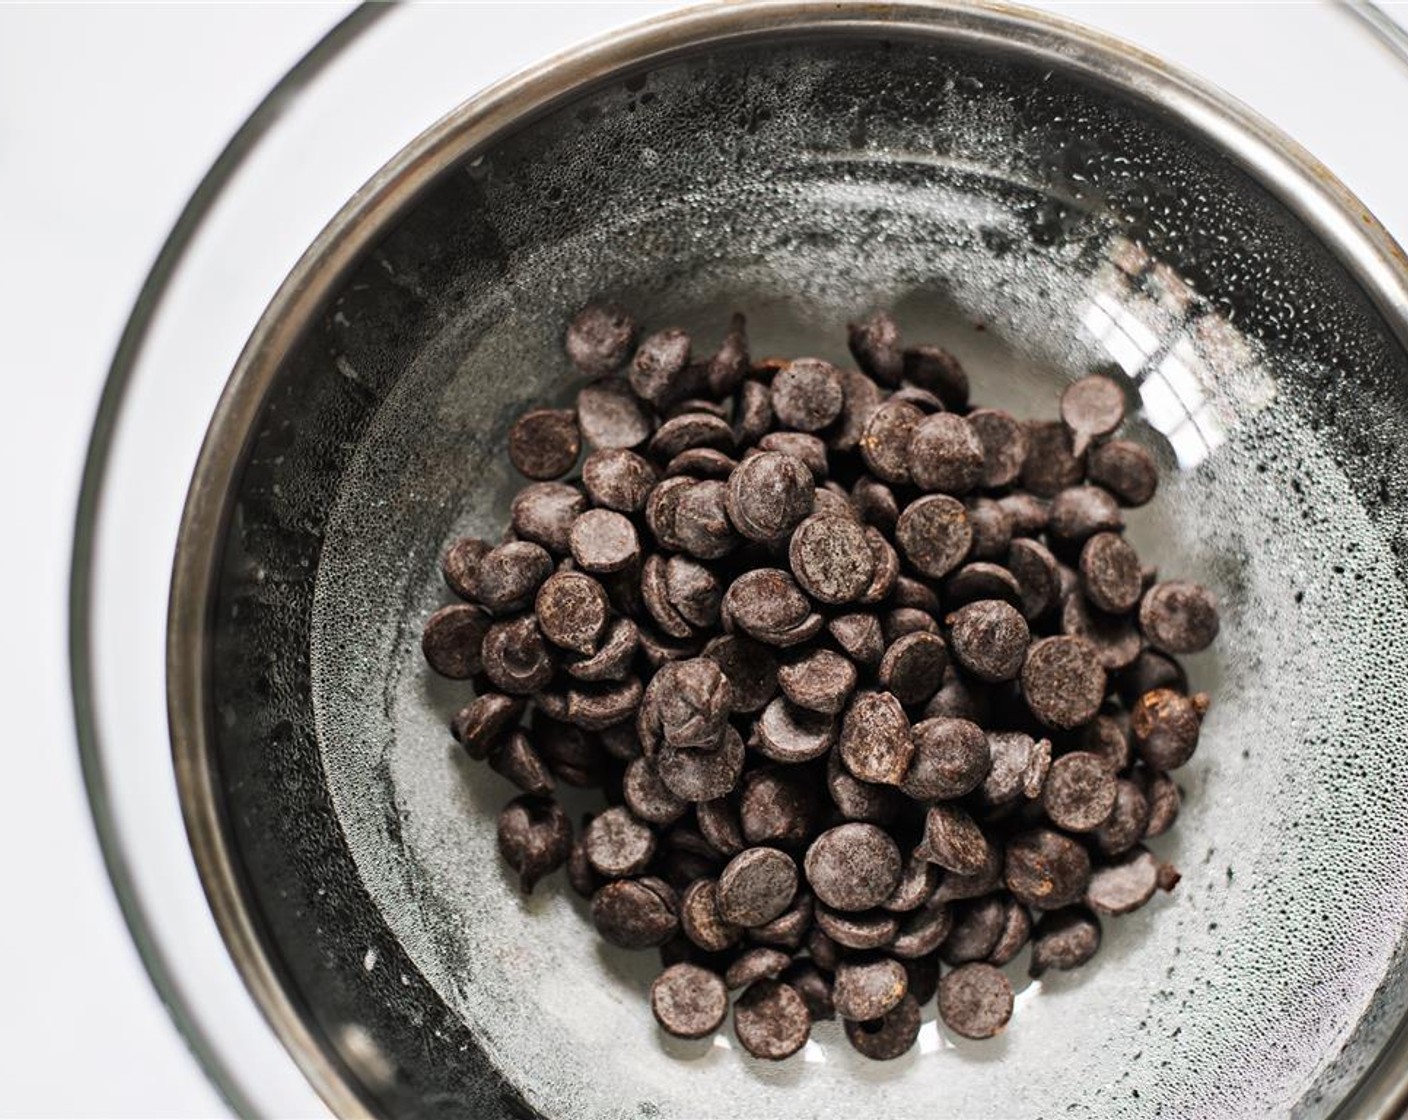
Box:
592;877;680;948
717;848;799;927
1139;580;1220;654
497;795;572;893
1028;907;1101;977
1021;636;1106;729
908;412;984;494
902;717;991;800
895;495;972;579
422;603;491;678
566;303;637;378
938;963;1013;1039
652;962;728;1039
1004;828;1092;910
733;980;811;1060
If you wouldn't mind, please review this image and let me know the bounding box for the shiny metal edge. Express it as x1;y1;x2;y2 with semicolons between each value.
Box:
157;2;1408;1117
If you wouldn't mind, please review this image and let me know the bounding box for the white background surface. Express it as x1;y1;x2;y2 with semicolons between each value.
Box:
2;3;1406;1117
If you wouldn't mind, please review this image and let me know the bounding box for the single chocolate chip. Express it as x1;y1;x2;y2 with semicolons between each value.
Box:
624;756;689;826
1047;486;1124;550
1086;847;1160;916
508;408;581;481
948;600;1030;683
944;562;1024;610
1021;420;1084;497
849;310;905;385
569;677;641;734
562;615;636;682
636;628;703;671
1081;713;1132;772
749;893;815;950
733;379;774;446
980;731;1051;806
582;449;657;512
1061;593;1143;670
584;806;657;878
804;823;903;912
917;804;991;875
891;575;941;615
497;796;572;893
812;484;857;522
1118;649;1188;705
739;766;820;847
592;877;680;948
882;855;941;912
568;819;601;899
998;492;1050;538
903;344;969;408
858;526;901;605
844;993;922;1060
422;603;491;678
965;408;1028;489
883;609;939;645
481;615;556;695
1131;687;1208;769
1005;828;1092;910
535;570;610;654
940;895;1008;964
852;476;900;532
839;692;914;785
939;963;1013;1040
578;378;653;450
705;312;749;397
651;962;728;1039
891;385;945;412
834;957;908;1021
665;555;722;629
877;632;949;707
1138;769;1182;836
1061;374;1126;456
1028;907;1101;977
725;947;791;990
859;400;924;484
827;749;900;824
722;568;817;646
473;541;555;613
933;844;1004;905
1087;438;1158;507
649;412;735;461
895;495;972;579
777;649;857;716
629;328;693;407
758;431;828;480
966;498;1014;562
702;634;778;713
566;303;637;377
510;482;588;555
641;553;693;640
988;898;1033;967
923;666;991;725
903;717;991;800
441;537;493;601
818;369;878;455
829;612;885;667
1043;751;1118;832
666;448;737;479
451;692;524;760
814;905;900;950
909;412;984;494
489;730;555;796
769;358;845;432
754;698;837;764
642;657;733;750
1080;531;1143;614
890;897;954;958
788;514;876;604
1022;636;1106;729
680;879;742;952
717;848;799;927
726;451;815;542
566;508;639;574
734;979;811;1060
696;797;745;857
654;729;746;801
785;963;836;1022
1139;580;1220;654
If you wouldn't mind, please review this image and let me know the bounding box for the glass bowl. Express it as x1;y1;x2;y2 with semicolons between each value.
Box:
77;3;1408;1116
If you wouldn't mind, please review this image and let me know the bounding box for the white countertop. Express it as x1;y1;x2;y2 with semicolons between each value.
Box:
3;3;1404;1115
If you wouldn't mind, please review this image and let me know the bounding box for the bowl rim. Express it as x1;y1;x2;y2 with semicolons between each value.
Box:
84;1;1408;1115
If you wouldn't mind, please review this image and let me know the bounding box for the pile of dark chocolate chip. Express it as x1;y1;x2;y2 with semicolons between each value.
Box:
421;304;1218;1060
